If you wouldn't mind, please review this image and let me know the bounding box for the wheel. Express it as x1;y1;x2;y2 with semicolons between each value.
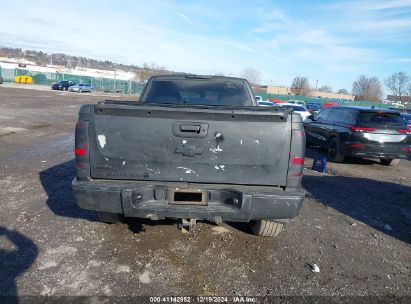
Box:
380;158;400;166
90;88;94;93
98;212;121;224
250;220;283;237
0;76;3;84
327;137;345;163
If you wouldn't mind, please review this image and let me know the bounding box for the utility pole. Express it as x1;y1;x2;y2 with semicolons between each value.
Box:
315;79;318;93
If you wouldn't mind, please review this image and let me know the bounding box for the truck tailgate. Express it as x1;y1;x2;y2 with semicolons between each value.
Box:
89;104;292;186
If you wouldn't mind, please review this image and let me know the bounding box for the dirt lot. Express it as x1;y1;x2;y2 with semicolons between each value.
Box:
0;87;410;301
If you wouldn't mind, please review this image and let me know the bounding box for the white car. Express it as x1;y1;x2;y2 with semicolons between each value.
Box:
281;103;311;121
255;95;263;103
287;100;306;106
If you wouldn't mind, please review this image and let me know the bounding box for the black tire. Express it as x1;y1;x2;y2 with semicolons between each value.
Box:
98;212;121;224
327;137;345;163
250;220;283;237
380;158;400;166
0;76;3;84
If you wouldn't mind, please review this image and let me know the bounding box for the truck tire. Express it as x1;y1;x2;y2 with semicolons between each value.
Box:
250;220;283;237
327;137;345;163
380;158;400;166
98;212;121;224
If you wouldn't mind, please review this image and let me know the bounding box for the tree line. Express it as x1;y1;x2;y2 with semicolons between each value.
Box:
287;72;410;102
239;67;411;102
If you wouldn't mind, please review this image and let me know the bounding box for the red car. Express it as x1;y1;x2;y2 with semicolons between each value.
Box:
323;102;337;108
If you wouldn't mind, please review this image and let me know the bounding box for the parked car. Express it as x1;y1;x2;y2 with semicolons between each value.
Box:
400;113;411;128
51;80;76;91
306;103;322;115
254;95;263;102
268;98;284;103
281;103;311;121
389;107;411;114
257;101;282;107
68;83;93;93
287;100;306;106
304;106;411;165
322;102;337;108
72;75;306;237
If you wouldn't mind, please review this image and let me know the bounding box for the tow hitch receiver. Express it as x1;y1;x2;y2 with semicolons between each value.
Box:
170;188;207;205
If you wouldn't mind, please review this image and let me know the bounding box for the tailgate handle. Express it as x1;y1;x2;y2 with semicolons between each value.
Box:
180;124;201;133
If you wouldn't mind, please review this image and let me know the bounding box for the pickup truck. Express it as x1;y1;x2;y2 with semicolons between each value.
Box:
72;75;305;237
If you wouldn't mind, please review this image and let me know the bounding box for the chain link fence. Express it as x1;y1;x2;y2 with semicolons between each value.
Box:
254;92;397;109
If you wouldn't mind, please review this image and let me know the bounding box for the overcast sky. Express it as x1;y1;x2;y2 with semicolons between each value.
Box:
1;0;410;92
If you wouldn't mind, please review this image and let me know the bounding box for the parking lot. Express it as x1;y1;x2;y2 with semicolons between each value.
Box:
0;87;410;299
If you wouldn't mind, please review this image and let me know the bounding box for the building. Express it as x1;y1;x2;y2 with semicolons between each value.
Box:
260;85;354;101
386;95;411;103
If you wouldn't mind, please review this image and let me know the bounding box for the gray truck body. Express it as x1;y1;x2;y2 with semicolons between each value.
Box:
72;75;305;224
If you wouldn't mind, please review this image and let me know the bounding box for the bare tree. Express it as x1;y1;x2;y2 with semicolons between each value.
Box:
136;62;167;83
384;72;409;101
241;67;261;85
318;85;333;93
352;75;382;102
290;76;310;96
337;88;349;95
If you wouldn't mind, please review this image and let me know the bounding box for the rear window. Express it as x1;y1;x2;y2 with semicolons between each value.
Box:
358;112;405;125
142;79;253;106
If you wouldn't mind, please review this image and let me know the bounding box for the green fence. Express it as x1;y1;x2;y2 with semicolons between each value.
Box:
0;67;144;95
254;92;404;109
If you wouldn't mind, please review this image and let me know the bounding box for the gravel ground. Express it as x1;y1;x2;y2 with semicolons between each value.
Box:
0;87;410;302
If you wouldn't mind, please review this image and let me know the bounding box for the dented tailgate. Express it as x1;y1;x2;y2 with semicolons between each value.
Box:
89;104;292;186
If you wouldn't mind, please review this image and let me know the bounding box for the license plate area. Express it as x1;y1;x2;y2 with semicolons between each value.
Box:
170;188;207;205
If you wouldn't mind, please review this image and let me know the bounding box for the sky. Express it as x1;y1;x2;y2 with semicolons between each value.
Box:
1;0;411;93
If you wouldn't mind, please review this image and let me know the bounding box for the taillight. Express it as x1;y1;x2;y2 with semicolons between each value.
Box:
397;129;411;134
75;146;87;156
402;147;411;152
350;126;376;132
75;116;90;180
286;128;305;188
292;157;305;165
349;144;364;149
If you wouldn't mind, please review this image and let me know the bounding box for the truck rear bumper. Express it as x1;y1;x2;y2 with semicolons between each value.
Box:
72;179;305;222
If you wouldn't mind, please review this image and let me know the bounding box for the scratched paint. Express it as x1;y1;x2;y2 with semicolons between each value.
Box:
210;145;223;153
177;166;198;176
